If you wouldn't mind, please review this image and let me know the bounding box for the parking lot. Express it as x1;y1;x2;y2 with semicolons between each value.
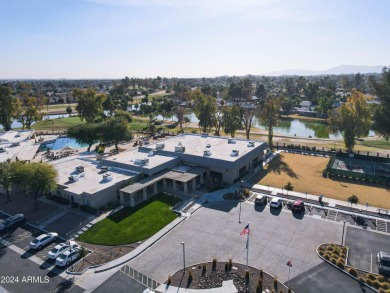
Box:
345;226;390;274
127;198;344;284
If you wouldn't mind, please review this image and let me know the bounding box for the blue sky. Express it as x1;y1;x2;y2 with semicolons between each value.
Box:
0;0;389;78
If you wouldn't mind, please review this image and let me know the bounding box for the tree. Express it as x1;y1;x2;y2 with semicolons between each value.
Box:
0;161;17;202
258;98;281;148
315;96;335;116
369;67;390;140
214;110;223;136
223;105;241;137
174;105;186;131
66;105;73;117
284;181;294;191
73;88;107;123
0;85;20;131
100;118;133;151
328;90;371;152
347;194;359;209
114;109;132;123
67;123;99;152
16;96;42;130
189;89;217;133
13;162;57;210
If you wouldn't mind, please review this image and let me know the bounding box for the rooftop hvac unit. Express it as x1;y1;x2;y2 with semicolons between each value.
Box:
178;141;182;146
175;145;185;152
156;143;165;150
203;149;212;156
76;166;84;173
201;133;208;137
231;149;239;157
103;173;113;181
228;138;236;144
141;158;149;165
247;141;255;147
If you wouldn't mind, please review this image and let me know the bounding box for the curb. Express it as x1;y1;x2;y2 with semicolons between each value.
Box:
316;244;379;293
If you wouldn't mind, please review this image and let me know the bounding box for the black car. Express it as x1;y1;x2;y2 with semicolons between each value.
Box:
0;214;26;233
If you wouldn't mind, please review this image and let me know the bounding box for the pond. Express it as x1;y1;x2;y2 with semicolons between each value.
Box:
39;137;87;151
9;114;76;129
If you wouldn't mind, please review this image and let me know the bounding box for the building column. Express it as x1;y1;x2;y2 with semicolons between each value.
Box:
163;179;167;190
143;188;147;200
173;180;177;192
119;192;124;204
200;175;204;185
130;194;135;207
184;182;188;195
192;179;196;190
153;183;157;194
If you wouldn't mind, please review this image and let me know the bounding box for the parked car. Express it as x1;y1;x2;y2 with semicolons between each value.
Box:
269;197;282;208
377;251;390;275
254;194;267;205
48;241;79;259
0;214;26;233
291;200;305;213
142;289;155;293
55;248;81;267
29;232;58;249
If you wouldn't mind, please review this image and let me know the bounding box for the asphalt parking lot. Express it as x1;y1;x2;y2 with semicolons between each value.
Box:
345;226;390;274
0;248;84;293
127;199;344;284
92;271;148;293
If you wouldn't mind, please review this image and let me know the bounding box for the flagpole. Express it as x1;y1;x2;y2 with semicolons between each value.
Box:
288;265;290;288
246;222;250;271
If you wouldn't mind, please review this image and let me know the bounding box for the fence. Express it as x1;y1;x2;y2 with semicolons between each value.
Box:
65;215;95;239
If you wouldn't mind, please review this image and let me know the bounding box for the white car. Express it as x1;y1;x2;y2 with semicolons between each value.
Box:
269;197;282;208
142;289;155;293
29;232;58;249
48;241;79;259
55;247;81;267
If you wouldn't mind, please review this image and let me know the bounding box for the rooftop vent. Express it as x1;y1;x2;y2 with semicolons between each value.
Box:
247;141;255;147
201;133;208;137
178;141;182;146
75;166;84;173
175;145;185;152
134;158;149;165
228;138;236;144
68;172;85;182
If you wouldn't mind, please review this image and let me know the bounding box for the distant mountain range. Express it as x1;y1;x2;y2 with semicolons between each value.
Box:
267;65;385;76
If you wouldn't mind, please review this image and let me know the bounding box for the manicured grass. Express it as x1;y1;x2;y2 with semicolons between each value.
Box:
359;139;390;149
250;152;390;209
32;116;84;131
77;193;181;245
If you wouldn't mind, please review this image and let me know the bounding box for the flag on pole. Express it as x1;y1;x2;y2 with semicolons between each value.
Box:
240;224;250;235
287;259;292;267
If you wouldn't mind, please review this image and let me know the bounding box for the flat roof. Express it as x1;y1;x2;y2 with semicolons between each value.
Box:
52;157;135;195
0;132;39;163
144;134;267;162
103;150;177;170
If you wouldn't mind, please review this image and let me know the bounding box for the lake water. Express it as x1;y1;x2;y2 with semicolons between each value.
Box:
156;113;375;140
9;114;75;129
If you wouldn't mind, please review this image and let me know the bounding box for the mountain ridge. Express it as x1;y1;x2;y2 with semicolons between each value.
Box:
267;65;385;76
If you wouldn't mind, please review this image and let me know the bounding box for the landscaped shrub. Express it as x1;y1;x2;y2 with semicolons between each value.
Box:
327;246;334;252
336;260;344;269
324;254;331;261
273;277;278;289
80;205;97;215
260;269;263;279
331;258;337;265
372;280;381;289
188;271;193;280
378;275;386;282
368;273;377;281
381;282;390;289
167;275;172;285
245;270;250;279
358;277;365;283
319;250;325;256
367;279;373;286
348;267;358;277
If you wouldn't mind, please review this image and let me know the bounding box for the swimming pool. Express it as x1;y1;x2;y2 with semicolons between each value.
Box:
40;137;87;151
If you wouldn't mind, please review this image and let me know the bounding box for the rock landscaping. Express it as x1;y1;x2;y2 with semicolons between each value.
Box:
167;260;292;293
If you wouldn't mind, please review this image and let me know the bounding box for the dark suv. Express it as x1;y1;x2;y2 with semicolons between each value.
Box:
0;214;26;233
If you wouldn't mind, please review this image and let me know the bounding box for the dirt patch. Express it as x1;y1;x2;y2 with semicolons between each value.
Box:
255;153;390;209
168;262;290;293
69;241;143;272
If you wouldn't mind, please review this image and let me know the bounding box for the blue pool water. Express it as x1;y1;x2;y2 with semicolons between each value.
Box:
40;137;87;151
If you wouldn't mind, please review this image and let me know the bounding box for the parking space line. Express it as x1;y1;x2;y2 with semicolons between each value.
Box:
370;254;372;273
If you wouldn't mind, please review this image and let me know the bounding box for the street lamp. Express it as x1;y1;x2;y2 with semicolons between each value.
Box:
340;221;347;247
239;180;243;223
181;242;186;272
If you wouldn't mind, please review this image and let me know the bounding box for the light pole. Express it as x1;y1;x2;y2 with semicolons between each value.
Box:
341;221;347;247
239;180;243;223
181;242;186;272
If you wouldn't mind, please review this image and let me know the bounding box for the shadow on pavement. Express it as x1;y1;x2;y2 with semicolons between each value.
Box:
204;201;238;212
270;207;282;216
254;204;266;212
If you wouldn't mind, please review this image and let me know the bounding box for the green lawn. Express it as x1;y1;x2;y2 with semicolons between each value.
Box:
359;139;390;149
77;193;181;245
32;116;84;131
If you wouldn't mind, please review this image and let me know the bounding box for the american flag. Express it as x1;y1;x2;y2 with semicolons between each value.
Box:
240;224;250;235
